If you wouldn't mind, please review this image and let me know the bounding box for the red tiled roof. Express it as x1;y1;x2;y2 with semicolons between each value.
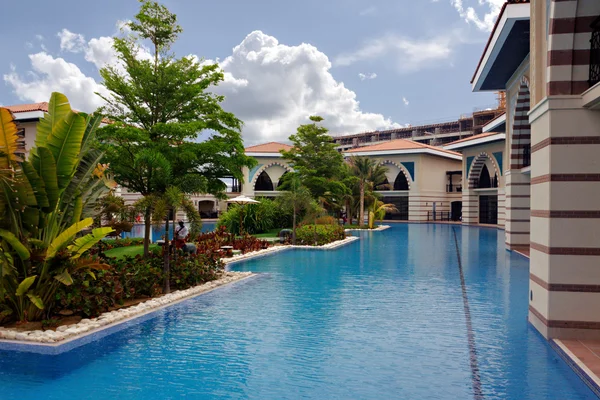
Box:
445;131;502;146
245;142;293;153
4;102;49;113
345;139;461;157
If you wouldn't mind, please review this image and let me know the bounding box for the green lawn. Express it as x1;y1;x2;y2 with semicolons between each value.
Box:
104;244;159;259
252;229;283;238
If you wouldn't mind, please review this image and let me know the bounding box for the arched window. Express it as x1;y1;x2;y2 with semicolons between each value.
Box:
377;177;390;191
478;165;492;189
255;171;274;191
394;173;409;190
277;171;288;189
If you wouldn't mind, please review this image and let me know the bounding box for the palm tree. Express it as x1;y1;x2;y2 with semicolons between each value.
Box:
278;174;313;245
134;187;201;293
369;200;398;228
349;156;389;227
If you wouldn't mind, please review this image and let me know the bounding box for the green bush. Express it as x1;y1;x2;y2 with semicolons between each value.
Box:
55;252;223;318
217;198;292;234
295;224;346;246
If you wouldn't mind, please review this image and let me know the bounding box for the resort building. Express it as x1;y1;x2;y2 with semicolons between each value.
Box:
343;139;463;222
445;131;507;227
472;0;600;339
333;99;505;150
241;142;294;199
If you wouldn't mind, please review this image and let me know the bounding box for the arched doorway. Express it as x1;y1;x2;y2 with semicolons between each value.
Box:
198;200;216;218
255;171;274;191
393;172;409;190
478;165;492;188
277;171;288;189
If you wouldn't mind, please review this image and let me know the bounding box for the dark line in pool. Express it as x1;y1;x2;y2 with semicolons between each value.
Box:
452;227;484;400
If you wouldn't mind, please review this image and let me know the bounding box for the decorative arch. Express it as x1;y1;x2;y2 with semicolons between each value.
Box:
511;79;531;169
379;160;412;190
467;152;501;190
250;162;294;187
255;171;274;191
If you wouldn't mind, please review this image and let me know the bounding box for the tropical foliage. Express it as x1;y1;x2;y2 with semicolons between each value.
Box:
280;116;349;207
217;198;292;235
0;93;115;322
348;156;389;227
295;224;345;246
97;0;255;256
277;174;315;244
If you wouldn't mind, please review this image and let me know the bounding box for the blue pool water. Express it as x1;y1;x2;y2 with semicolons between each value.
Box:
122;222;215;240
0;224;596;399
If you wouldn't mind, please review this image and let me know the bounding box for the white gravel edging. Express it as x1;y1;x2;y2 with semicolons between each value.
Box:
0;271;253;345
345;225;390;232
0;235;361;346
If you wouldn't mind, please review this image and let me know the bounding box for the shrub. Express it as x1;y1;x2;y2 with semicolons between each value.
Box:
295;224;345;246
195;226;269;255
314;215;337;225
54;252;223;318
217;198;292;234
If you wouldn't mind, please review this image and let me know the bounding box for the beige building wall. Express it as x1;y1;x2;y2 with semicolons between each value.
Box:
371;153;462;222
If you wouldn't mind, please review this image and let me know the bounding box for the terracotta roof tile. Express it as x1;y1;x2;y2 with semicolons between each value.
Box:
4;102;49;113
345;139;461;157
245;142;293;153
445;131;502;146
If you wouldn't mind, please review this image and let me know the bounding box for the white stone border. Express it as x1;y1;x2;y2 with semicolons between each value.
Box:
223;235;360;266
0;271;253;345
0;234;362;346
345;225;391;232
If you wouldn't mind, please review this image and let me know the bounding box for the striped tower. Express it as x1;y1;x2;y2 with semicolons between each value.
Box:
528;0;600;339
505;78;531;251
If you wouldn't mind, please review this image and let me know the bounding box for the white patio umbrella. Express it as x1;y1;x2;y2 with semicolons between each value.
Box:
226;195;259;235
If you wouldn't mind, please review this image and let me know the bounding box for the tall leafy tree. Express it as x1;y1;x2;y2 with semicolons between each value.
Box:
97;0;255;256
348;156;388;227
280;116;348;204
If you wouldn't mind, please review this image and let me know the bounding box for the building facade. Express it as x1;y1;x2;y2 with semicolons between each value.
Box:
446;132;507;227
344;139;463;222
472;0;600;339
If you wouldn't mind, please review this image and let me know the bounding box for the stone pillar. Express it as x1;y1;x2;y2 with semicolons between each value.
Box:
391;132;398;140
528;97;600;339
497;188;506;228
504;171;530;250
461;189;478;224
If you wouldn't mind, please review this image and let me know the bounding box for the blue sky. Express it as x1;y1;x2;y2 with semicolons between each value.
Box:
0;0;503;144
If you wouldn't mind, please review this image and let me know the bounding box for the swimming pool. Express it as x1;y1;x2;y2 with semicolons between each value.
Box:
122;221;216;240
0;224;595;399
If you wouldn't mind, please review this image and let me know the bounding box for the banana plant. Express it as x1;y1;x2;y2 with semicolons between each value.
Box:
0;93;115;321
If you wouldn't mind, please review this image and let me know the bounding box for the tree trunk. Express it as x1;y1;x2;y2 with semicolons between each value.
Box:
292;207;297;245
143;207;152;256
359;181;365;228
163;214;171;294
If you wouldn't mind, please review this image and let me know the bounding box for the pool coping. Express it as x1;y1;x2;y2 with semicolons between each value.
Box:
0;235;363;353
551;339;600;398
344;225;391;232
0;272;256;354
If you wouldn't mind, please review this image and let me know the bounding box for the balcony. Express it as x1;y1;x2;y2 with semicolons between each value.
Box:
590;16;600;87
446;184;462;193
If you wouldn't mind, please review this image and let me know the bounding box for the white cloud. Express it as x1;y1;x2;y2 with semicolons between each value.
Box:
334;31;461;73
359;6;377;16
3;52;109;112
215;31;400;145
358;72;377;80
402;97;409;106
57;29;86;53
450;0;504;32
5;29;399;145
35;34;44;41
